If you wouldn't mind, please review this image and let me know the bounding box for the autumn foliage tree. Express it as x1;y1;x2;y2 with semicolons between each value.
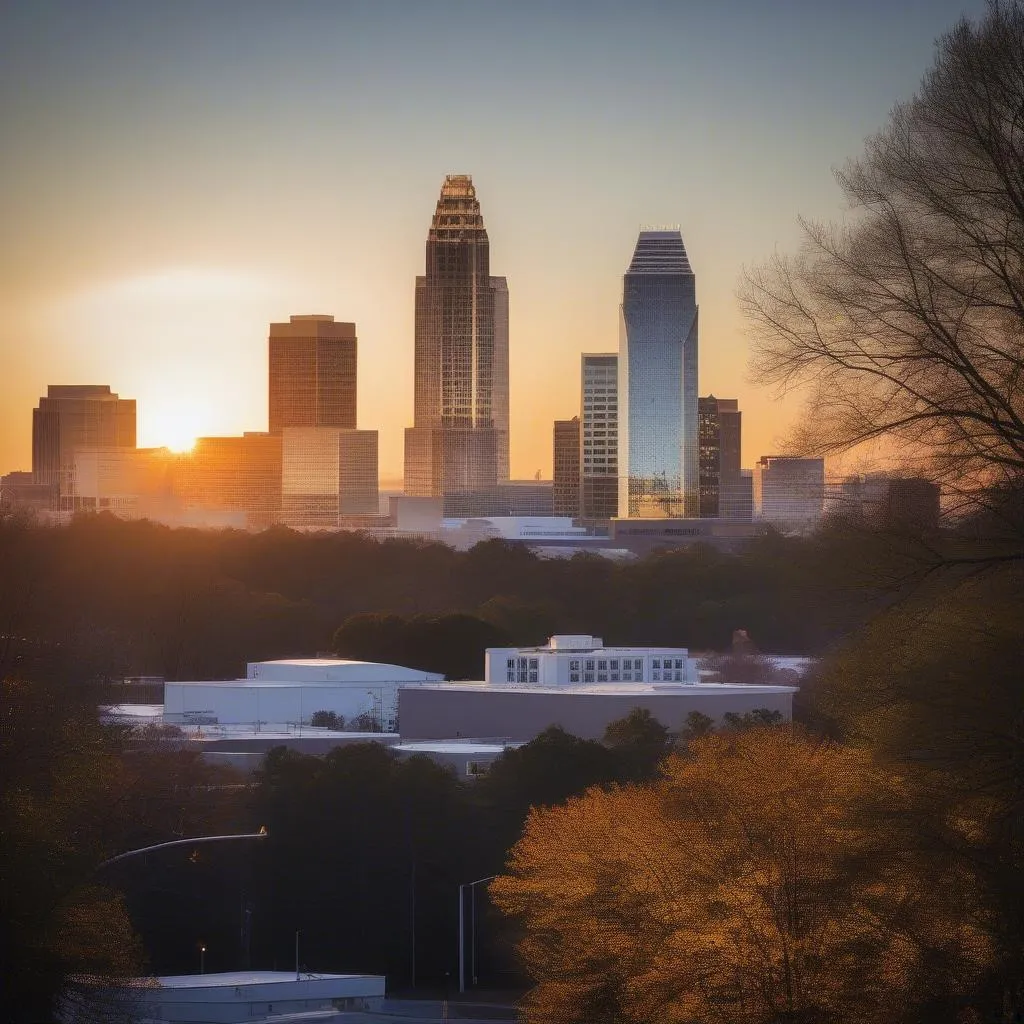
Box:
492;727;991;1024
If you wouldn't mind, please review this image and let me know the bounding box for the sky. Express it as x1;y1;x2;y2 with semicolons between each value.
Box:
0;0;988;481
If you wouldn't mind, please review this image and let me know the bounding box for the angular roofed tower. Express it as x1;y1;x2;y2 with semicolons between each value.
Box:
618;230;699;518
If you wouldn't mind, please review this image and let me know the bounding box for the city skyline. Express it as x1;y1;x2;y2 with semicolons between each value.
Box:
0;0;987;480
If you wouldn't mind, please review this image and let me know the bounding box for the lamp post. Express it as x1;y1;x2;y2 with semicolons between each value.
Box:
199;944;206;975
458;875;497;994
96;828;268;870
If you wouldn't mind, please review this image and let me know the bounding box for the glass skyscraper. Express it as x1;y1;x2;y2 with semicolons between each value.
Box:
404;175;510;508
618;230;699;518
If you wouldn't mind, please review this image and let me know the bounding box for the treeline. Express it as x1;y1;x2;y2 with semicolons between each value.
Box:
0;679;706;1021
0;509;955;684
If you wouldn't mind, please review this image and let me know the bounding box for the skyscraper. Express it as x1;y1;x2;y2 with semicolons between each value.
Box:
580;354;619;520
404;175;510;507
618;230;698;518
552;417;581;517
32;385;137;509
268;315;357;434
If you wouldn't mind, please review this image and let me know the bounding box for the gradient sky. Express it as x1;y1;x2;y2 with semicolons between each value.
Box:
0;0;987;481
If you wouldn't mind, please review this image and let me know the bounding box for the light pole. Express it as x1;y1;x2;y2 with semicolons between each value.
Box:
96;828;268;870
458;875;497;994
199;944;206;975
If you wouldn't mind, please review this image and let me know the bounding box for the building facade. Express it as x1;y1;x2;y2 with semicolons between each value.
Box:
32;385;136;508
487;635;693;685
552;417;581;517
268;315;357;434
619;230;699;518
404;175;510;509
754;456;825;531
580;353;619;520
177;433;283;529
699;396;750;519
281;427;379;528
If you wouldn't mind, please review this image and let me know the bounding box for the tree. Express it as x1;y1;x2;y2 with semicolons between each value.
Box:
602;709;672;781
740;2;1024;530
492;727;992;1024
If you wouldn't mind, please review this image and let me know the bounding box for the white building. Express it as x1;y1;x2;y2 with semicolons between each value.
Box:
485;634;693;686
60;970;384;1024
163;659;444;733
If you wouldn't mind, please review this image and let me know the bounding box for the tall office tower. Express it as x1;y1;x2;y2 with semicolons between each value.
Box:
619;230;698;518
580;354;619;520
281;428;379;528
754;456;825;532
404;175;510;507
268;315;357;434
32;385;137;509
552;417;581;517
698;396;748;518
177;433;284;529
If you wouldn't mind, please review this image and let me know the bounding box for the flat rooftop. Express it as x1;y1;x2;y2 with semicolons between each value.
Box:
156;971;371;989
411;682;798;696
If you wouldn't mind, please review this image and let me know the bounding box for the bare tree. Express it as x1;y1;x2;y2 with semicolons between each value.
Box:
740;2;1024;534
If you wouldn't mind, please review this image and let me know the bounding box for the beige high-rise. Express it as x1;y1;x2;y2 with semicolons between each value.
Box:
404;175;510;507
268;315;357;434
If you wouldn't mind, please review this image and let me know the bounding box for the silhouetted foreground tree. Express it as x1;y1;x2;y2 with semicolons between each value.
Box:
741;1;1024;531
492;727;992;1024
805;562;1024;1017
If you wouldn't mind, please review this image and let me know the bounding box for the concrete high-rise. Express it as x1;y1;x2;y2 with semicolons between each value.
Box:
268;315;357;434
580;354;619;521
32;385;136;508
552;417;581;517
404;175;509;507
618;230;698;518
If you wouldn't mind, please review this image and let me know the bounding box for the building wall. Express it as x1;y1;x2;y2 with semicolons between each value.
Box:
399;687;795;742
580;354;618;520
619;231;699;518
754;456;825;530
177;433;282;528
485;642;691;685
31;385;136;505
406;176;504;500
281;427;379;526
268;315;357;433
552;417;581;517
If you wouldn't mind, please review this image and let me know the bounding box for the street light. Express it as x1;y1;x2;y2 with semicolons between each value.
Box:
96;828;268;870
199;944;206;975
458;875;497;994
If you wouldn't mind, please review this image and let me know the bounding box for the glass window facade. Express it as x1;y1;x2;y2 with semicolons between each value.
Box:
619;231;699;518
580;354;618;520
404;176;509;508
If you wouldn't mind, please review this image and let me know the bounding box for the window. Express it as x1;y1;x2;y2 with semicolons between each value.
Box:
610;659;619;669
586;659;595;670
653;659;661;669
652;671;661;681
528;672;538;684
675;671;683;681
610;672;620;682
569;672;580;682
597;672;608;682
598;660;607;670
529;658;539;670
675;659;683;670
622;671;632;682
584;671;595;683
634;659;643;669
569;659;580;671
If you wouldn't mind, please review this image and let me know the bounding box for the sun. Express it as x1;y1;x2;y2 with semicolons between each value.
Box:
142;405;205;454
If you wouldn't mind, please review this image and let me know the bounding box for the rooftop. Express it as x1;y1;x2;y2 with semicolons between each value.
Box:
156;971;378;989
413;682;798;696
627;230;693;275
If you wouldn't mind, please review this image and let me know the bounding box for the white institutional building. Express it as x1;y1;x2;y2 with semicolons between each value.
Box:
163;658;444;733
486;634;693;686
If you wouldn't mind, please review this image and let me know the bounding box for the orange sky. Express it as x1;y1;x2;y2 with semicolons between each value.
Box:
0;1;984;481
